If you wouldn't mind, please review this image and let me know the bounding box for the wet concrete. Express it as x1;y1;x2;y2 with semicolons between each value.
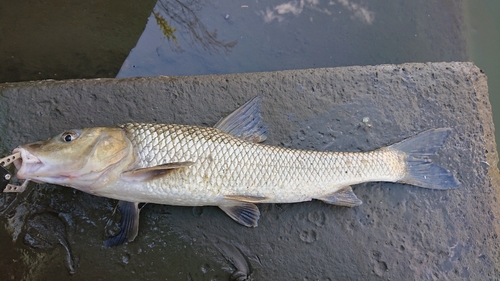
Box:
0;62;498;280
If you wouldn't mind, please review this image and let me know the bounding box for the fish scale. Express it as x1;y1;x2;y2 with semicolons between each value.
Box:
121;123;407;205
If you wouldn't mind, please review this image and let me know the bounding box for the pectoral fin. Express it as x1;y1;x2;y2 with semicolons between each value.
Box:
104;201;140;247
316;186;363;207
121;161;195;182
219;199;261;227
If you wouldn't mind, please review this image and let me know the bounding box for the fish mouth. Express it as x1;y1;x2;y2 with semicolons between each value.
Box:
13;147;44;180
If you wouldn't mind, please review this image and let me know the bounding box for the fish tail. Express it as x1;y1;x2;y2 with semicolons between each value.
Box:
389;128;459;189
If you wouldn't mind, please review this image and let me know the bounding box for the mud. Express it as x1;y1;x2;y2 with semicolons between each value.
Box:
0;62;498;280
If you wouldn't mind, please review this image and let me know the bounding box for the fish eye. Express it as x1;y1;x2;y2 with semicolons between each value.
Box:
61;131;79;142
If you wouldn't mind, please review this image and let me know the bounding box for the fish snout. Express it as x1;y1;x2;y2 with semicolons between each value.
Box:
12;147;43;179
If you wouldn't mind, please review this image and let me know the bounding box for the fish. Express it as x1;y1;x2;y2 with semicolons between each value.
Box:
9;96;459;246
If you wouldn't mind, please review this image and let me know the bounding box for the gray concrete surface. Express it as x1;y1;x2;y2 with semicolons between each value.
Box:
0;62;498;280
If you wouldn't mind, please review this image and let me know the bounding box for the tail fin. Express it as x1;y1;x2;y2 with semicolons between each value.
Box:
389;128;459;189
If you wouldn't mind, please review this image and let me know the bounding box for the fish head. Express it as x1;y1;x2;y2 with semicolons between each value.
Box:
13;127;135;192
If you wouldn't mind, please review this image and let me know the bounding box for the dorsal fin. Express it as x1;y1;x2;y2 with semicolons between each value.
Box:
214;96;268;143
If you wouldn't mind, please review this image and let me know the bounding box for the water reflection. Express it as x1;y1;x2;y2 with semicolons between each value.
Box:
260;0;374;25
337;0;375;24
153;12;179;44
154;0;237;54
117;0;465;78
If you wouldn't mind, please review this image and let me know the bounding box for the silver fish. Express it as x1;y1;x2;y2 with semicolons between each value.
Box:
9;97;459;246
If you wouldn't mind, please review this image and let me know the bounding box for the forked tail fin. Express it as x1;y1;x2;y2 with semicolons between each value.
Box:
389;128;459;189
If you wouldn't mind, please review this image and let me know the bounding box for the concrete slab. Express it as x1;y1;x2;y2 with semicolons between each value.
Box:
0;62;498;280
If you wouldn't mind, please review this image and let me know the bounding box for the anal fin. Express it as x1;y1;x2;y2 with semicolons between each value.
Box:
219;199;261;227
104;201;140;247
316;186;363;207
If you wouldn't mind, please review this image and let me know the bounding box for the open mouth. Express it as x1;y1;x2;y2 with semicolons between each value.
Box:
12;147;44;180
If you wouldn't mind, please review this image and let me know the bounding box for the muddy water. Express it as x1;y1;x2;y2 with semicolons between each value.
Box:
464;0;500;165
